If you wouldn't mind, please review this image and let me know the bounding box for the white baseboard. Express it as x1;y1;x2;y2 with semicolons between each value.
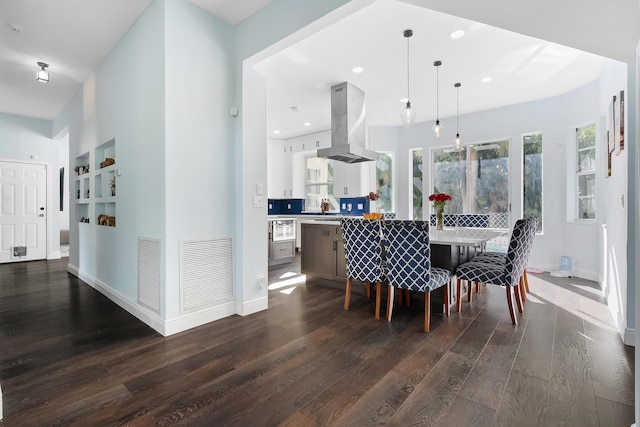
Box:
236;296;268;316
68;264;267;337
67;264;165;335
528;263;598;281
624;327;635;347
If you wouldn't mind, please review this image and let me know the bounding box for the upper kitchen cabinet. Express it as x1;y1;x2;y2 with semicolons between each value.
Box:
333;160;369;198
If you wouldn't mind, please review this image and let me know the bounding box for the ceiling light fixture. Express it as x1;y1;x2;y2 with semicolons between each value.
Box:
454;82;462;150
273;130;280;134
400;29;416;125
481;76;493;83
352;66;364;74
450;29;465;39
36;62;49;83
432;60;442;138
303;122;311;126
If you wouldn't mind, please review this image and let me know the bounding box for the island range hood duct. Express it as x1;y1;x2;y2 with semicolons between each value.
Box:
317;82;379;163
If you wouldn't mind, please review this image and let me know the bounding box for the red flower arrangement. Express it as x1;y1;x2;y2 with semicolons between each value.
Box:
428;193;452;206
365;191;380;201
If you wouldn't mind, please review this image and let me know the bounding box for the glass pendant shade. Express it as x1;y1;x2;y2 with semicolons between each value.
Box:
454;82;461;149
401;101;416;125
433;120;442;138
455;133;461;150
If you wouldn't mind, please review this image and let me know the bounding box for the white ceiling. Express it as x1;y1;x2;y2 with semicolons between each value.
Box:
0;0;637;140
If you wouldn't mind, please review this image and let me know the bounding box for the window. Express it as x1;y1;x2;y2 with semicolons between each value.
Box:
304;155;336;210
376;152;394;212
523;133;543;232
576;124;596;220
432;141;510;219
410;148;423;219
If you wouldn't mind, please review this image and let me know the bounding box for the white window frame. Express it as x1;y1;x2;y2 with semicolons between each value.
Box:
574;123;597;222
522;132;543;234
409;147;423;220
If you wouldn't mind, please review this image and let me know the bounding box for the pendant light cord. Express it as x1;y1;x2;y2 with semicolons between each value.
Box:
436;65;439;119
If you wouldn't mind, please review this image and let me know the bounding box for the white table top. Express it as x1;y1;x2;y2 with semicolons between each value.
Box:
430;228;506;247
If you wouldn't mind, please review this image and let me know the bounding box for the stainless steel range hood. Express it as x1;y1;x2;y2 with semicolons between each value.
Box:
317;82;379;163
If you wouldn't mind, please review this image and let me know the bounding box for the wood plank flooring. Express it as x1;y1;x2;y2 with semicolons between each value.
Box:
0;257;634;426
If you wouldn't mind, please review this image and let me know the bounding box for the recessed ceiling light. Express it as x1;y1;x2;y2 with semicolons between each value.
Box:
304;122;311;126
352;66;364;74
400;98;408;103
273;130;280;134
450;29;465;39
481;76;493;83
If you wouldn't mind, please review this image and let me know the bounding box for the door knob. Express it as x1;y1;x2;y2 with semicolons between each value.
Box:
39;214;44;217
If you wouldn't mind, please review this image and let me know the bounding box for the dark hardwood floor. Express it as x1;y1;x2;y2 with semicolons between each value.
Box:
0;256;634;426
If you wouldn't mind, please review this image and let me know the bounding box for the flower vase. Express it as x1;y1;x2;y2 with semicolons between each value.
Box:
436;207;444;231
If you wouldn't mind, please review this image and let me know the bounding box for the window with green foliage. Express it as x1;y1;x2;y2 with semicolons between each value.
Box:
432;141;510;217
411;149;423;219
376;152;393;212
523;133;543;232
304;155;335;210
576;124;596;220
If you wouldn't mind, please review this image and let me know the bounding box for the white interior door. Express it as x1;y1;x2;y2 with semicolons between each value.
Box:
0;161;47;263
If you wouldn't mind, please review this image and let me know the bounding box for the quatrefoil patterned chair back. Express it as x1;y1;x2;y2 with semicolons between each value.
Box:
504;217;539;286
340;218;384;283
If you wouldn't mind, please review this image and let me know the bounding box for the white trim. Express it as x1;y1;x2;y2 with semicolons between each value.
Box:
236;296;268;316
68;264;266;337
624;327;635;347
67;263;165;335
165;302;237;336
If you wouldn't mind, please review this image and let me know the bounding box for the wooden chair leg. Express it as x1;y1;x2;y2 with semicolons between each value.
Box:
475;281;480;293
519;276;526;303
366;282;371;299
375;282;381;319
506;286;517;325
523;270;530;293
456;279;463;312
514;284;523;314
397;288;403;306
386;285;395;322
424;291;431;332
404;290;411;308
444;280;450;316
344;278;352;310
467;281;473;303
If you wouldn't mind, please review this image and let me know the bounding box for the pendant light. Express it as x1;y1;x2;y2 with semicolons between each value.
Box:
36;62;49;83
400;29;416;125
454;82;461;150
432;60;442;137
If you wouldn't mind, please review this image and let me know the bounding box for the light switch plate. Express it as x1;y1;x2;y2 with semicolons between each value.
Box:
253;195;264;208
256;183;264;195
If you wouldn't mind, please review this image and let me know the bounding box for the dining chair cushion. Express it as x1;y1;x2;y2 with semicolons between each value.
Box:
340;217;385;283
382;220;450;292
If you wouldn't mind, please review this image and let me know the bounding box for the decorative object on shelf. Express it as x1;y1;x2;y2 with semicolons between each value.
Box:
100;157;115;168
75;165;89;175
80;217;90;223
320;198;330;213
97;214;116;227
432;60;443;138
428;193;452;231
85;189;90;199
400;29;416;125
110;176;116;196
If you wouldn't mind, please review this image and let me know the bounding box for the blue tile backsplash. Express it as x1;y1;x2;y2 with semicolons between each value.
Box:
339;197;370;216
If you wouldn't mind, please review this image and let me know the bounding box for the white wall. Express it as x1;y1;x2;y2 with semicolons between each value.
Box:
0;113;62;258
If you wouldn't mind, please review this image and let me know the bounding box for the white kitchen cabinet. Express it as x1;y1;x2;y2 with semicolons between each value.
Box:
333;161;367;197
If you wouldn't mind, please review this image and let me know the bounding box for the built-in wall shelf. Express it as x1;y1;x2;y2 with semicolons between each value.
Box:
73;139;117;227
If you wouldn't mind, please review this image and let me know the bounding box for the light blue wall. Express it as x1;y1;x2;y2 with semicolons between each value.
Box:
163;0;235;318
0;113;62;252
65;0;166;305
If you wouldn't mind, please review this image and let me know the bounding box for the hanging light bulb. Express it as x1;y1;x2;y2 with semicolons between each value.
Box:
432;60;442;137
400;29;416;125
455;82;462;150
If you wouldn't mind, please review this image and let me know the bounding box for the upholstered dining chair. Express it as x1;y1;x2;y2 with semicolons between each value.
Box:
454;217;538;324
381;220;451;332
340;217;385;319
470;216;539;298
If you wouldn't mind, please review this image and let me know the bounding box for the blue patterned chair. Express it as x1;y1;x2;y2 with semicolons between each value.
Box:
383;212;396;220
381;220;451;332
470;216;539;297
340;218;386;319
454;217;538;324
